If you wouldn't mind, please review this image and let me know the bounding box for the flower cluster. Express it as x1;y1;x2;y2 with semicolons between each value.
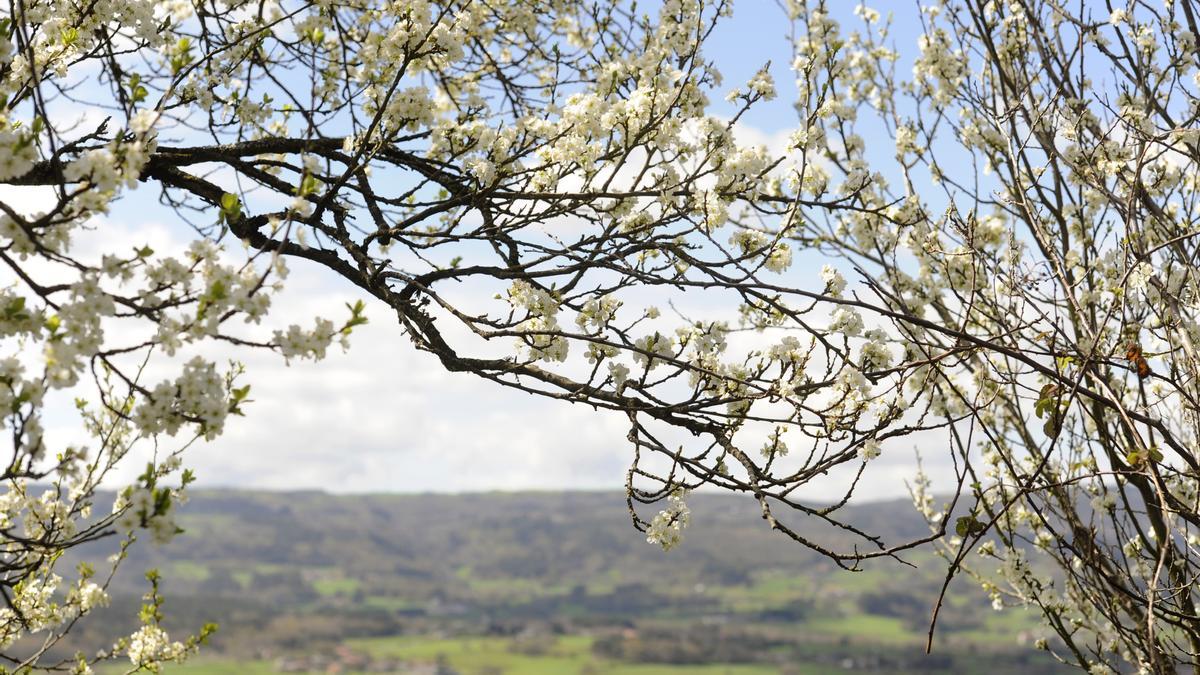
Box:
645;490;691;551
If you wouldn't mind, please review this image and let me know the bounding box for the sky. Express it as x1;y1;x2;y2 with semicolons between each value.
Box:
32;1;962;503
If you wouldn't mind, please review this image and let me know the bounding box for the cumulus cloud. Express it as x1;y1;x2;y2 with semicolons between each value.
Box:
184;287;634;493
23;208;958;502
15;94;959;503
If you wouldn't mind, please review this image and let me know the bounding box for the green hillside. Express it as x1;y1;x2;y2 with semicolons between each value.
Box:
43;490;1065;674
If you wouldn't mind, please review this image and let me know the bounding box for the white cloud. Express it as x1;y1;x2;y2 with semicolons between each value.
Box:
18;116;960;504
24;220;956;502
198;320;632;493
138;255;954;501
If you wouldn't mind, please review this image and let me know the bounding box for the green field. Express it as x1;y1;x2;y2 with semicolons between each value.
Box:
73;491;1067;675
106;634;825;675
98;628;1056;675
355;635;782;674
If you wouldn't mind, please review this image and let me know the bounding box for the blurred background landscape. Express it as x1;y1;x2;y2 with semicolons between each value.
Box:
50;491;1068;674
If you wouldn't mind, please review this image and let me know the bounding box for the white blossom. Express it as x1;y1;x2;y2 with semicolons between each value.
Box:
646;490;690;551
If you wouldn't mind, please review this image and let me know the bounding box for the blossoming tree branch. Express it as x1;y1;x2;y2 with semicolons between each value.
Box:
1;0;1198;672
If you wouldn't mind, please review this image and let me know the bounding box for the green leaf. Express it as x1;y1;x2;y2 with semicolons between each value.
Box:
340;300;369;334
1126;447;1164;468
297;173;320;196
1035;383;1067;436
153;487;172;516
128;74;149;104
218;193;242;225
138;462;156;486
170;38;195;74
955;515;987;538
1043;417;1059;437
3;296;29;323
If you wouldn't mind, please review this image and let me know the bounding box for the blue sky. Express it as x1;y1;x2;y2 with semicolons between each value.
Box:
31;1;960;501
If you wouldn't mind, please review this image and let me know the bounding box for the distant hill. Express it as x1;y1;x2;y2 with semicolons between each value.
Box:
46;490;1066;673
119;489;934;586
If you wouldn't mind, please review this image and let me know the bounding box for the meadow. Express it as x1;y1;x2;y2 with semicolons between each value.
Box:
74;491;1066;674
